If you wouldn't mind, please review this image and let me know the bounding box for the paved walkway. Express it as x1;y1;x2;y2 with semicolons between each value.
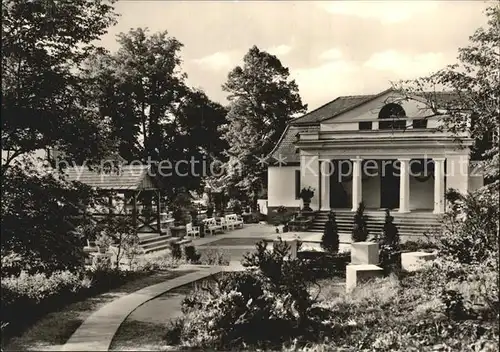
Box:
61;267;226;351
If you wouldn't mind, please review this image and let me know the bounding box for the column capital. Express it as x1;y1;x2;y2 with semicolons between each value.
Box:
398;158;411;162
350;157;363;162
433;157;446;162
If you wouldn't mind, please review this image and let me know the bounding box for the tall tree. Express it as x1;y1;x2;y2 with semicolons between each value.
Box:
1;0;118;171
393;4;499;182
85;28;228;196
84;28;187;162
220;46;307;201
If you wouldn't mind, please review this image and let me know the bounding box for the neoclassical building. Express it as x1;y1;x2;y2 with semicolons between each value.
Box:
267;88;484;216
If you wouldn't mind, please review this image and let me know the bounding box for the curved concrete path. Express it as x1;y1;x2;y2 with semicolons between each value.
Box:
61;267;225;351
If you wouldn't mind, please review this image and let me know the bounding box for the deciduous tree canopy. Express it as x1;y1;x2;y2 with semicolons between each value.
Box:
394;4;499;182
219;46;307;200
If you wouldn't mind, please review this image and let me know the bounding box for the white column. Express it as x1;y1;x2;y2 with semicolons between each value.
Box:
433;158;446;214
320;160;331;211
398;158;411;213
351;158;363;211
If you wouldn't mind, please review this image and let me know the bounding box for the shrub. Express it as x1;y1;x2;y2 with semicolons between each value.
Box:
199;248;230;266
377;209;402;275
1;163;96;274
400;240;438;252
170;242;182;260
179;272;315;349
135;252;180;271
227;199;242;215
206;203;214;218
381;209;400;249
166;239;324;349
184;246;201;264
352;202;368;242
438;187;499;264
0;269;127;337
321;211;339;253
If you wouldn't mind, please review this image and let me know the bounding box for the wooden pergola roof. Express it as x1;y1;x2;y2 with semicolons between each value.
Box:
63;164;160;191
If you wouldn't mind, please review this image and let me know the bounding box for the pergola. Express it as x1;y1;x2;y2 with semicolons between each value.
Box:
64;164;165;234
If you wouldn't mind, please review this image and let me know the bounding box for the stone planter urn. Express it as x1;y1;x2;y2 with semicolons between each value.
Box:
171;225;186;239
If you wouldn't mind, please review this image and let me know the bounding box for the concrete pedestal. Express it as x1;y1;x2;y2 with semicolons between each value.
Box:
401;251;437;272
351;242;379;265
346;264;384;292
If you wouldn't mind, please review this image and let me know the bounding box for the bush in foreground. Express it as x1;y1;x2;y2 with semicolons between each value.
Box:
165;240;325;349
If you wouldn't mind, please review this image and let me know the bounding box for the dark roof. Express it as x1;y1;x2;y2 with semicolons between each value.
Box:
269;124;319;163
290;89;392;125
269;89;460;165
63;164;158;190
289;88;458;125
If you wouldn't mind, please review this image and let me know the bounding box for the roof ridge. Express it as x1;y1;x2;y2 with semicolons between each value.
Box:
291;87;394;125
318;87;393;122
290;96;342;124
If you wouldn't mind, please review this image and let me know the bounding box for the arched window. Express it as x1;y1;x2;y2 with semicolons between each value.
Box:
378;103;406;130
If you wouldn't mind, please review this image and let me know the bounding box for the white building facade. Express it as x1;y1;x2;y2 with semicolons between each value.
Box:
267;89;484;215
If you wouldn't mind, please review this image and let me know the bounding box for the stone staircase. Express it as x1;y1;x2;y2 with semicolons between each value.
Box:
307;210;441;238
137;232;192;254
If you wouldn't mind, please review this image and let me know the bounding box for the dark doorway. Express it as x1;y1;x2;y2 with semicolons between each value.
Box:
330;160;351;208
380;160;400;209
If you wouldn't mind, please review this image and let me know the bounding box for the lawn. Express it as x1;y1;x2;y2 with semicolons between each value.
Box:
3;269;196;351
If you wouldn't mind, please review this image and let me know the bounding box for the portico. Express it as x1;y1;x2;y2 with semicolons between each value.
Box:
316;156;449;214
267;88;483;217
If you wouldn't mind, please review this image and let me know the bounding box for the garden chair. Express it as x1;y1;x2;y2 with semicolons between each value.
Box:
216;217;229;231
186;222;200;238
225;214;244;229
202;217;223;236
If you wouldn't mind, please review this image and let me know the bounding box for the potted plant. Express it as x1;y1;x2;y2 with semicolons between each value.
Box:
96;234;112;254
299;186;315;212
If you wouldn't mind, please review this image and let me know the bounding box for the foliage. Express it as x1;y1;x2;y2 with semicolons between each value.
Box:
218;45;307;200
84;28;228;195
170;243;182;260
170;239;323;349
299;187;315;201
199;248;230;266
400;240;438;252
376;209;402;275
227;199;242;215
206;203;214;218
1;162;96;274
0;267;148;339
438;187;499;264
352;202;369;242
393;3;499;181
321;212;339;253
274;205;292;226
381;209;400;249
1;0;118;171
102;214;140;269
298;251;350;279
184;246;201;264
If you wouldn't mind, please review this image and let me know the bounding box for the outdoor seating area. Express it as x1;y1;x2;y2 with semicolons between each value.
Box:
185;213;245;239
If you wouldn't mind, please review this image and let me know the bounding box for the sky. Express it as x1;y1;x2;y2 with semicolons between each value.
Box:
98;0;490;111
